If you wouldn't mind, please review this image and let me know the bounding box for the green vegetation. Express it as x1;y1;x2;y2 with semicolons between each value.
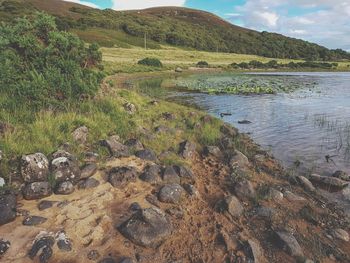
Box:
196;61;209;68
1;0;349;61
138;57;163;67
232;60;339;70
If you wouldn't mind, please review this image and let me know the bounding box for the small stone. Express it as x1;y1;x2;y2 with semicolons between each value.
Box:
175;67;183;73
135;149;157;161
124;102;136;114
245;239;266;263
268;188;284;202
38;200;55;211
80;163;98;179
234;180;256;200
145;194;160;207
87;250;100;260
229;150;249;170
120;258;134;263
284;191;306;202
129;202;142;212
99;258;117;263
118;207;172;248
158;184;185;204
140;165;162;185
51;149;75;159
56;231;72;252
173;165;195;184
0;192;16;225
255;206;276;221
100;136;129;157
162;166;181;184
124;138;144;151
183;184;199;196
23;182;52;200
84;152;99;163
203;146;223;158
108;166;138;188
275;231;304;257
0;239;10;256
332;170;350;181
51;155;81;184
310;174;349;188
166;207;184;219
55;181;75;195
224;196;244;218
332;228;349;242
28;234;55;262
20;153;49;183
178;140;196;159
297;176;315;192
78;178;100;189
72;126;88;144
23;216;47;226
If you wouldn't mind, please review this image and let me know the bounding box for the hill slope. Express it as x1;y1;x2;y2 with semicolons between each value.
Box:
0;0;349;60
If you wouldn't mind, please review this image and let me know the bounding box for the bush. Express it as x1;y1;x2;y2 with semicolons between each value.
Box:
238;62;249;69
137;57;163;67
196;61;209;68
0;12;103;109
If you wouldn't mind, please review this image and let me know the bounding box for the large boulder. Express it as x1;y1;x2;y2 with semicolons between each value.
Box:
0;192;16;225
100;136;129;157
275;231;304;258
139;165;162;185
178;140;196;159
20;153;49;183
310;174;349;189
51;155;81;184
108;166;138;188
118;207;172;248
158;184;185;204
23;182;52;200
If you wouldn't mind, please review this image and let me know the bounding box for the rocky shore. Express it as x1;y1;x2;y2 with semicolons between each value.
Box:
0;75;350;263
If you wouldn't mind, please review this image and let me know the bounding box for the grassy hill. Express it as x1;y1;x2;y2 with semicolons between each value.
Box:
0;0;349;61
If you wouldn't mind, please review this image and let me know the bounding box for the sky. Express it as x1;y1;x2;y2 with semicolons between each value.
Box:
65;0;350;51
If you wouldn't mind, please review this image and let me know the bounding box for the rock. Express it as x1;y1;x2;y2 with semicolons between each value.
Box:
275;231;303;257
78;178;100;189
166;207;184;219
38;200;55;211
310;174;349;188
108;166;138;188
268;188;284;202
183;184;199;196
245;239;265;263
28;234;55;263
23;216;47;226
55;181;75;195
145;194;161;208
332;170;350;181
56;231;72;251
234;180;256;200
100;136;129;157
72;126;88;144
297;176;315;192
135;149;157;161
255;206;276;221
158;184;185;204
84;152;99;163
140;165;162;185
229;150;249;169
173;165;195;184
118;207;172;248
238;120;252;124
129;202;142;212
224;196;244;218
0;239;10;256
99;258;117;263
162;166;181;184
51;150;76;160
80;163;98;179
120;258;134;263
178;140;196;159
87;250;100;260
124;102;136;114
220;123;238;137
23;182;52;200
203;146;223;158
124;138;144;151
20;153;49;183
162;112;176;120
0;192;16;225
0;177;5;187
284;191;306;202
175;67;183;73
51;155;81;184
331;228;349;242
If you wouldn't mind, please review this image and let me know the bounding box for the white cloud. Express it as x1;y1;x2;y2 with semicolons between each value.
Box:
112;0;186;11
64;0;100;8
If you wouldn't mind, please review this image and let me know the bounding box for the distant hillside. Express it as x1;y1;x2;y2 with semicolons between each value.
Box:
1;0;349;61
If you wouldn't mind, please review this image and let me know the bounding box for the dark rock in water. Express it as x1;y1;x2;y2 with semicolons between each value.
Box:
332;170;350;181
124;138;144;151
173;165;195;184
275;231;304;258
23;216;47;226
0;192;16;225
135;149;157;161
108;166;138;188
139;165;162;185
238;120;252;124
78;178;100;189
234;180;256;200
310;174;349;189
158;184;184;204
51;154;81;184
0;239;10;256
80;163;98;179
178;140;196;159
118;207;172;248
119;257;134;263
220;123;238;137
23;182;52;200
297;176;315;192
55;181;75;195
87;250;100;260
28;235;55;263
56;231;72;252
98;258;117;263
162;166;181;184
203;146;223;158
38;200;55;211
20;153;49;183
100;135;129;157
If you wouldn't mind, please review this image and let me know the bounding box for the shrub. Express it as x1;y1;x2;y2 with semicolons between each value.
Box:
196;61;209;68
137;57;163;67
238;62;249;69
249;60;265;68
